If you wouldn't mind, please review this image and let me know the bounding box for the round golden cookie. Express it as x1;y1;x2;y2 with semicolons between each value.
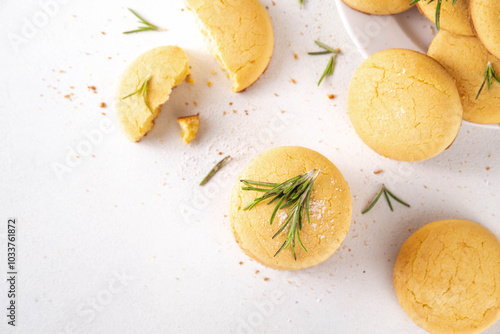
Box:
394;219;500;334
418;0;474;36
428;31;500;124
229;146;352;270
341;0;413;15
470;0;500;59
184;0;274;93
347;49;463;162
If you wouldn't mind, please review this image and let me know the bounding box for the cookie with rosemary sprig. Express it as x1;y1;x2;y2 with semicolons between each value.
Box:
229;146;352;270
417;0;474;36
341;0;414;15
115;46;190;142
428;30;500;124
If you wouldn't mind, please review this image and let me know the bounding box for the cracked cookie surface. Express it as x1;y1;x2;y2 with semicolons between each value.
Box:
347;49;463;162
394;219;500;334
184;0;274;93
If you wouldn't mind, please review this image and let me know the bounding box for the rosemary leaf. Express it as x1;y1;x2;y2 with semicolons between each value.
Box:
362;185;410;214
314;41;340;54
200;156;232;186
242;169;321;259
318;55;335;86
122;74;153;114
476;61;500;100
123;8;164;34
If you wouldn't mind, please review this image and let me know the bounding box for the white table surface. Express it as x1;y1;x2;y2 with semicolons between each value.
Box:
1;1;499;333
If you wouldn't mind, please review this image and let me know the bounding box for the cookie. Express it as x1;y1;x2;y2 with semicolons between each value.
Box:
184;0;274;93
229;146;352;270
470;0;500;59
347;49;463;161
428;30;500;124
394;219;500;334
115;46;189;142
418;0;474;36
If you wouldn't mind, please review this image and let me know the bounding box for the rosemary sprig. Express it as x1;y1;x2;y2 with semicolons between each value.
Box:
410;0;457;31
362;185;410;214
476;61;500;100
241;169;322;260
308;41;340;86
123;8;164;34
122;74;153;114
200;156;231;186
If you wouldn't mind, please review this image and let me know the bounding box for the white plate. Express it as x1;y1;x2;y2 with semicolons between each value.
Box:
335;0;500;130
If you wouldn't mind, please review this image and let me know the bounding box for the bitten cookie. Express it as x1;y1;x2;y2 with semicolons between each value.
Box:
347;49;463;162
184;0;274;93
428;30;500;124
341;0;414;15
229;147;352;270
394;219;500;334
470;0;500;59
417;0;474;36
115;46;189;142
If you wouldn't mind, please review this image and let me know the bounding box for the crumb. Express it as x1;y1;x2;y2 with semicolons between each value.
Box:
373;169;383;175
207;81;212;87
101;113;106;116
223;111;226;115
281;110;286;113
88;86;97;93
100;102;106;108
264;278;269;281
232;110;236;113
101;32;106;35
193;101;198;106
64;94;74;101
239;261;243;265
219;152;223;155
274;93;279;97
211;70;217;74
486;167;491;171
328;94;335;99
229;102;233;106
255;270;259;274
186;76;194;84
294;54;298;60
291;79;297;84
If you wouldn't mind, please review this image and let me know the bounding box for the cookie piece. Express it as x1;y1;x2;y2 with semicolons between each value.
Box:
470;0;500;59
428;30;500;124
229;146;352;270
394;219;500;334
417;0;474;36
184;0;274;93
341;0;413;15
348;49;463;162
115;46;189;142
177;114;200;145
